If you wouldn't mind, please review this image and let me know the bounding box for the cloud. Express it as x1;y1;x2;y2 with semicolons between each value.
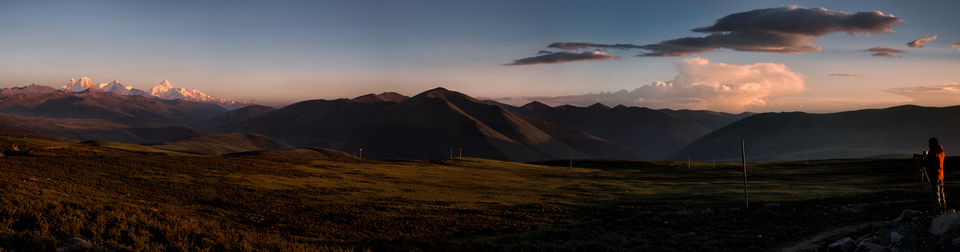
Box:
950;42;960;51
513;6;905;60
692;7;903;36
638;32;821;57
504;51;619;66
861;46;906;57
548;42;646;50
887;83;960;106
536;50;553;55
906;36;937;48
830;74;865;77
509;58;804;112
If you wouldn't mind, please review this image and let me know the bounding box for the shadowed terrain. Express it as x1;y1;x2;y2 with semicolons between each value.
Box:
671;105;960;162
0;127;956;251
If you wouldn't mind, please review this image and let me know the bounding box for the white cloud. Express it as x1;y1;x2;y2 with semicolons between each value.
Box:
887;83;960;106
508;58;805;112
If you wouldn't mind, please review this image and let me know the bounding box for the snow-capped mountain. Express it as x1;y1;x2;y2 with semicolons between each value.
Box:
53;77;249;110
61;76;97;92
149;80;225;103
97;80;145;96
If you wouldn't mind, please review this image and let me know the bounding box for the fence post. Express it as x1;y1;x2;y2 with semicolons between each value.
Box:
742;140;748;208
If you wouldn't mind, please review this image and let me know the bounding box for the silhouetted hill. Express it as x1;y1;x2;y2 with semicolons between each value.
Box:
669;105;960;162
198;98;395;149
351;92;409;104
145;132;295;155
0;91;226;124
204;87;655;162
354;88;655;161
205;105;276;124
0;84;57;98
492;101;750;158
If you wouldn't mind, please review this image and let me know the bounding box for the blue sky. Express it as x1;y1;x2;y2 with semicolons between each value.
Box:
1;0;958;112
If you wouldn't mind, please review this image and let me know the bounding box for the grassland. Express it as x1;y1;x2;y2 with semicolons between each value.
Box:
0;139;956;251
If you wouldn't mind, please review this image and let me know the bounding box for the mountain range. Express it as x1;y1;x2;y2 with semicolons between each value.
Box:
53;76;249;109
1;82;955;162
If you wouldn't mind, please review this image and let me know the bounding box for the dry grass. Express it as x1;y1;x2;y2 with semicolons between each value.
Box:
0;150;954;251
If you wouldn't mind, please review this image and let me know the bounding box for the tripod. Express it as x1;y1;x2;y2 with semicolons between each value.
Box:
913;167;931;203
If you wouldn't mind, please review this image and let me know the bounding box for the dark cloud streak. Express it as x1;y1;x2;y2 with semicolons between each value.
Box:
861;46;906;57
505;51;619;66
692;7;903;36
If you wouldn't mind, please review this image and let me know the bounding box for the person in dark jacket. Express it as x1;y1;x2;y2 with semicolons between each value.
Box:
921;137;946;214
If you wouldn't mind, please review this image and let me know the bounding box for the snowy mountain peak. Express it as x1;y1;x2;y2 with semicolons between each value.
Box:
150;80;175;95
98;80;122;90
62;76;97;92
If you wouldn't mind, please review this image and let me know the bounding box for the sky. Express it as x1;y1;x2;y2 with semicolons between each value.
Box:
1;0;958;113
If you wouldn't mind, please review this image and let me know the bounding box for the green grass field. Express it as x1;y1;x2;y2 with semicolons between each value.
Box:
0;139;955;251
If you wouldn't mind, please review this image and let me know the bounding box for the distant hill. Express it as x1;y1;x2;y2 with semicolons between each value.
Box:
0;113;198;144
0;84;57;98
351;92;409;104
205;105;277;124
203;88;655;162
145;132;295;155
669;105;960;162
0;91;226;124
491;101;751;158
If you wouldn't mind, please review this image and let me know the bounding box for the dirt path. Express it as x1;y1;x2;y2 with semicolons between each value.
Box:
780;221;887;252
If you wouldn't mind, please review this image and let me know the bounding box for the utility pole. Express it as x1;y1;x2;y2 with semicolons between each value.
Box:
359;149;362;159
450;148;453;158
459;148;462;158
742;140;748;209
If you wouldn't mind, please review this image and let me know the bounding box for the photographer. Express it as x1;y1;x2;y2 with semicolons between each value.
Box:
920;137;946;214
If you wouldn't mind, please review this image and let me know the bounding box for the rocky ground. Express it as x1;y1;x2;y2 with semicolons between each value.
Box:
784;209;960;252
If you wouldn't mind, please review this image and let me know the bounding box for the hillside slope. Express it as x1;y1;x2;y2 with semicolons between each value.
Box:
494;101;750;157
669;105;960;161
146;132;295;155
0;113;199;144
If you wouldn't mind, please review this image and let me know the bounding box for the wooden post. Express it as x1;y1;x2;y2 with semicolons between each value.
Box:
359;149;362;159
742;141;748;208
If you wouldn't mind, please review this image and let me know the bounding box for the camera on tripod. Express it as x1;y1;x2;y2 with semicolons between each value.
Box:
914;151;928;160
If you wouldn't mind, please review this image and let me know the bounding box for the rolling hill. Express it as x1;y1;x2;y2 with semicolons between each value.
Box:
203;88;655;162
0;113;199;144
493;101;751;158
144;132;295;155
669;105;960;162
